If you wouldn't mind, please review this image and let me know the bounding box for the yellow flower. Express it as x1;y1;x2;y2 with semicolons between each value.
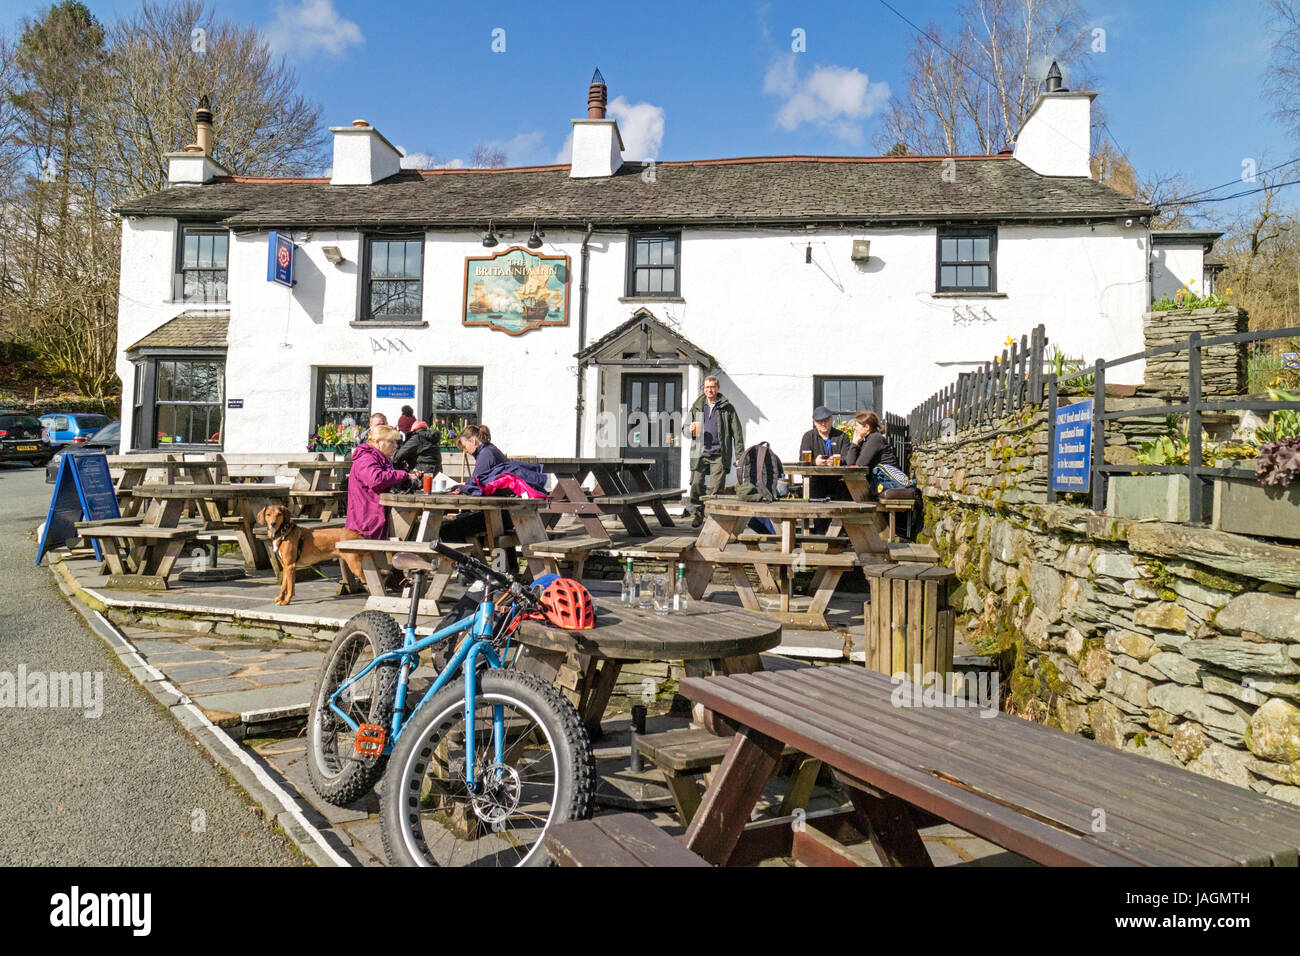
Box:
994;355;1001;363
1226;287;1233;295
1188;278;1196;285
1003;336;1015;348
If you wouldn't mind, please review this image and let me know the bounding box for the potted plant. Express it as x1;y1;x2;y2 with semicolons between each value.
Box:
1213;389;1300;540
308;421;362;457
431;415;471;450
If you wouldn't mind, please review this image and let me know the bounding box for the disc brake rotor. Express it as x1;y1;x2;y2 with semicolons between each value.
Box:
470;762;522;824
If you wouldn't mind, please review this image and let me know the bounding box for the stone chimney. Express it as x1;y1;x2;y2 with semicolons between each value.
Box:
1012;61;1094;178
569;68;624;179
330;118;403;186
166;95;230;185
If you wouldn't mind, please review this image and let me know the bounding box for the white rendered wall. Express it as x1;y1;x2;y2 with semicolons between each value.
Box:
1150;244;1206;301
1012;94;1094;178
117;212;1149;490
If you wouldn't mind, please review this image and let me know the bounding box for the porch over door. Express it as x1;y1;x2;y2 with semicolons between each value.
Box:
620;373;681;490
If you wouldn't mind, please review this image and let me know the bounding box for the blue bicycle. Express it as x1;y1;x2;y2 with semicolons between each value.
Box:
305;541;595;867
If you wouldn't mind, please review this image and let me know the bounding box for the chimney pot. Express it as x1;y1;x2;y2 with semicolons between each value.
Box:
1045;60;1067;93
194;95;214;155
587;68;607;119
352;118;370;127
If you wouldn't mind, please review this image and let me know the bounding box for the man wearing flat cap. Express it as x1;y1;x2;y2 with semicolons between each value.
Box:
798;405;853;533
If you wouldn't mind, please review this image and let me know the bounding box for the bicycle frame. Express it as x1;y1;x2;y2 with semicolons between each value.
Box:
327;594;512;790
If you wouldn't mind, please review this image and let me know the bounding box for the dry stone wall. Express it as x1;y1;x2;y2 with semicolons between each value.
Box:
915;426;1300;805
1141;307;1247;396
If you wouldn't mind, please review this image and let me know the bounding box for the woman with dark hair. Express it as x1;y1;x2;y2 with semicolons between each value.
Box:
396;405;416;435
846;411;913;495
441;425;546;573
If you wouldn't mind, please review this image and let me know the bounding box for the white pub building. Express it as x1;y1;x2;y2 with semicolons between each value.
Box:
113;68;1187;490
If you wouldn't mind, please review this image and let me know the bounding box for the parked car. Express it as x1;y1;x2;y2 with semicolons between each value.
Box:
39;412;113;447
45;420;120;482
0;410;54;467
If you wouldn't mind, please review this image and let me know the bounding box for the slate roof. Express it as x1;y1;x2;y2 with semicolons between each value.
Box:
126;310;229;351
113;155;1153;228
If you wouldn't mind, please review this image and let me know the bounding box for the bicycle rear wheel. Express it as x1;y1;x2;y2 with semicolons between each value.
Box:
380;669;595;867
306;611;402;806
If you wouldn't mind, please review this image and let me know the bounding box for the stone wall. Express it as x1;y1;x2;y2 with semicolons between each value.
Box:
1142;306;1247;396
914;428;1300;805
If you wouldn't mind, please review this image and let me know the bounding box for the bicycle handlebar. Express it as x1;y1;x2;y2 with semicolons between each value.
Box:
430;539;535;603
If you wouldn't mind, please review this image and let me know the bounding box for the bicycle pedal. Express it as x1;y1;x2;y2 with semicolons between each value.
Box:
355;723;386;757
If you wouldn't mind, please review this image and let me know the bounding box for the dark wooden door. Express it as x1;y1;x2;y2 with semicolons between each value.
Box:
620;373;682;490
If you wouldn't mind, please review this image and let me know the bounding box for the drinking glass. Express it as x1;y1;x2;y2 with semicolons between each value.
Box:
653;576;670;615
636;575;654;610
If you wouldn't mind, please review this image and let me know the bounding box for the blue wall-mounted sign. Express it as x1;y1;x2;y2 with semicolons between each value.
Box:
376;384;415;400
227;398;243;409
267;231;294;287
37;453;121;564
1052;400;1093;493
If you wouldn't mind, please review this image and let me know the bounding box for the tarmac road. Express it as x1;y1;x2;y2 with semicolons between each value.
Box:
0;463;306;866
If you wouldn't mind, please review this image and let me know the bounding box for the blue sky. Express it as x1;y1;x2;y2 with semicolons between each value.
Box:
0;0;1291;213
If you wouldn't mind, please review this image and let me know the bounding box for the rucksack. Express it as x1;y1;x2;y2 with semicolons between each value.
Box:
737;442;784;502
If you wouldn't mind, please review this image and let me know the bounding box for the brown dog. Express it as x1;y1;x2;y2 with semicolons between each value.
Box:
257;505;364;605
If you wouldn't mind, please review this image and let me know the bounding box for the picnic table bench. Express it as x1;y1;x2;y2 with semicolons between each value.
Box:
680;666;1300;867
516;457;679;539
380;492;551;576
77;522;198;589
333;538;472;615
129;483;290;573
545;813;710;868
694;497;894;629
522;532;703;581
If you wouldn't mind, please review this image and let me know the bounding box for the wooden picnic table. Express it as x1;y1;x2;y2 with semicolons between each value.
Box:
514;595;781;737
379;492;551;576
286;459;349;520
515;457;679;539
130;482;290;571
679;667;1300;867
693;496;893;629
782;464;915;540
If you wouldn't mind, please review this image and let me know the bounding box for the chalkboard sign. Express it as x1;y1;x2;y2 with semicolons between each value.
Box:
36;453;121;565
1052;400;1093;493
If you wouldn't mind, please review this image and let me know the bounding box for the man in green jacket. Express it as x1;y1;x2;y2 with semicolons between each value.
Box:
686;375;744;528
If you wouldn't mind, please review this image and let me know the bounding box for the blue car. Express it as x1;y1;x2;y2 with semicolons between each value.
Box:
39;412;112;447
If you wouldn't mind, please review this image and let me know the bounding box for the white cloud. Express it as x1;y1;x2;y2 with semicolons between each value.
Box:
764;55;890;143
554;133;573;165
265;0;363;58
610;97;665;161
398;150;440;170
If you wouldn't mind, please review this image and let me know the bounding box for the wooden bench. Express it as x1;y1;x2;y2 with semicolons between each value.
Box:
524;532;703;582
636;727;819;825
520;535;612;578
591;489;684;507
584;489;685;538
887;542;940;563
77;524;199;589
334;539;471;615
679;666;1300;866
544;813;710;867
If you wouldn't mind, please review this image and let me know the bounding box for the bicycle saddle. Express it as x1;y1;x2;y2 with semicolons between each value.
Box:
391;552;438;572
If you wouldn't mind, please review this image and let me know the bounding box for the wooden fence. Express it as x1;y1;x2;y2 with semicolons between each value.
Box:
905;325;1048;444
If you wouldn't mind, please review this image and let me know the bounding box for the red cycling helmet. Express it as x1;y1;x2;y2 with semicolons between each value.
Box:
537;578;596;630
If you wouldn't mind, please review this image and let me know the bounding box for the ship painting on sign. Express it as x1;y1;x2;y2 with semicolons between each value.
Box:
462;245;570;335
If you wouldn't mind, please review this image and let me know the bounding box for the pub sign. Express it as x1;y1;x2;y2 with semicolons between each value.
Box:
463;246;569;336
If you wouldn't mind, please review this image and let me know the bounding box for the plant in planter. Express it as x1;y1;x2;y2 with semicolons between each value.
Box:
1257;439;1300;487
308;421;362;454
431;414;472;448
1148;281;1231;312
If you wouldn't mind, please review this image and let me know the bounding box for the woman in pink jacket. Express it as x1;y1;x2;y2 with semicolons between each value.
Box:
346;425;420;539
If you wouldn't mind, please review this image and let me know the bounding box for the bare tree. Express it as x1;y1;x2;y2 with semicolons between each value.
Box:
1212;172;1300;331
1267;0;1300;144
876;0;1095;155
95;0;328;199
470;143;507;168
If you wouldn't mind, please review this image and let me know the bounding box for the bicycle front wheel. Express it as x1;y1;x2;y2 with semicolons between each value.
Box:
306;611;402;807
380;669;595;867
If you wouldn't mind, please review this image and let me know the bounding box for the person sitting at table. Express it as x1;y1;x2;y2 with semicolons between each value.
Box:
798;405;853;533
440;425;545;573
392;419;442;478
396;405;416;437
845;411;912;496
346;425;421;539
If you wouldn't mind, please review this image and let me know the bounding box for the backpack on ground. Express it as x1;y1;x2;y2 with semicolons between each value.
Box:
737;442;784;502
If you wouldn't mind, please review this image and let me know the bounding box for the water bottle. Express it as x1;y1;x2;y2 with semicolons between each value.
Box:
621;557;635;606
673;562;689;613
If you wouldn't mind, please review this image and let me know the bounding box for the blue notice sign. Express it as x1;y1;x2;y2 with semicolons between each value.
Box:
227;398;243;409
1284;352;1300;371
376;384;415;399
267;231;294;287
1052;400;1093;493
36;453;121;564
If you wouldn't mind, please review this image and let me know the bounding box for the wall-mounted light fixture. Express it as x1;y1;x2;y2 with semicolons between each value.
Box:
527;221;544;250
482;220;498;248
850;239;871;261
322;245;344;264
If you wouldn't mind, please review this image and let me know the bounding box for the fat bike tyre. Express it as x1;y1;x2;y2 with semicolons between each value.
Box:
306;610;403;806
380;669;595;867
